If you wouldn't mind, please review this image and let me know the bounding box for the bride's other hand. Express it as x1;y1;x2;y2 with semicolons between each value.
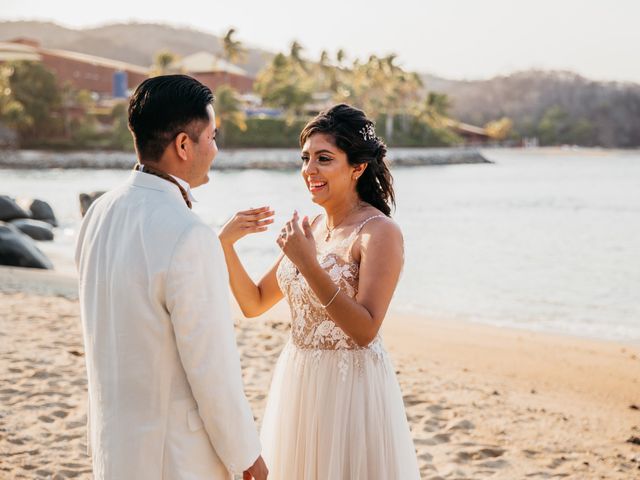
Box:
219;206;275;247
277;211;318;274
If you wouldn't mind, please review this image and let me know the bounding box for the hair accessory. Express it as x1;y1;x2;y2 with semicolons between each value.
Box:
359;123;377;142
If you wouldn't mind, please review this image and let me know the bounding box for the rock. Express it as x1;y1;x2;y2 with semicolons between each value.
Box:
0;195;30;221
627;436;640;446
79;191;105;217
447;419;475;431
630;404;639;411
17;198;58;226
0;222;53;269
9;219;55;241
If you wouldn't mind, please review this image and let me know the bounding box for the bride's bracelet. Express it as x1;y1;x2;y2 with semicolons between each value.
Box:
322;287;341;308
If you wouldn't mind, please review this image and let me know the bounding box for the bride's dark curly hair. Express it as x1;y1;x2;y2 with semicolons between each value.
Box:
299;104;395;216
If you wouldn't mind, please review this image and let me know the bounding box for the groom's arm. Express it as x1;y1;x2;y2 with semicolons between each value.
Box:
166;223;261;475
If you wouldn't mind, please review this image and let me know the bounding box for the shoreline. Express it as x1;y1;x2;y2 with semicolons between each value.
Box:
0;147;491;170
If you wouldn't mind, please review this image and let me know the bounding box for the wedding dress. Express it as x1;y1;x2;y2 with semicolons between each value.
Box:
260;215;421;479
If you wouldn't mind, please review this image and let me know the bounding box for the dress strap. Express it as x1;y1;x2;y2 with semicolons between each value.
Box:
344;214;387;262
354;214;387;234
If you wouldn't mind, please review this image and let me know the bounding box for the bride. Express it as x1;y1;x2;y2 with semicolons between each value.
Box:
219;104;420;479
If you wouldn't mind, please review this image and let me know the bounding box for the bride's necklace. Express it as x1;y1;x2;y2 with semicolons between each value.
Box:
325;201;363;242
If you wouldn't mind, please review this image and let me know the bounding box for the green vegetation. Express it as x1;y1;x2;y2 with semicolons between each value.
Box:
0;61;134;150
443;70;640;147
222;28;247;64
250;41;461;147
221;118;308;148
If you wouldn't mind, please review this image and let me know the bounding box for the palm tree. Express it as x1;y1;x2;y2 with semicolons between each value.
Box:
289;41;306;70
416;92;452;129
153;50;177;75
254;52;313;118
317;50;337;93
319;50;330;67
222;28;246;64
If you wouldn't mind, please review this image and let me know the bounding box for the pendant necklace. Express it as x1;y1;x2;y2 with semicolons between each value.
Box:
325;201;363;242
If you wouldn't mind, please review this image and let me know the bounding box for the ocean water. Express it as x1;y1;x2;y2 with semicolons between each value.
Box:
1;148;639;342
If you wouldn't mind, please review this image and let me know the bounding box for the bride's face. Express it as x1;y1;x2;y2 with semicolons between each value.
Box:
301;133;357;206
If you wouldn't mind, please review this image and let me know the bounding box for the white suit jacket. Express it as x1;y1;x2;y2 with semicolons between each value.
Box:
75;170;261;479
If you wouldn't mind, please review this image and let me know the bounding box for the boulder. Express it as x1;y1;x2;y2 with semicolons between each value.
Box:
10;218;55;241
0;221;53;269
17;198;58;226
0;195;30;221
79;191;105;217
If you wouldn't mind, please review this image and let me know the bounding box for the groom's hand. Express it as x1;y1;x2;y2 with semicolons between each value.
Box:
219;206;275;247
243;455;268;480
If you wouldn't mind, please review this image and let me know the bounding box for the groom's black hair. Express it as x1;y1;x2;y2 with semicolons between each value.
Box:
128;74;214;162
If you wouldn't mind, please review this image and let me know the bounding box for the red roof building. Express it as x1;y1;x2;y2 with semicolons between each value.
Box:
172;52;255;94
1;39;148;96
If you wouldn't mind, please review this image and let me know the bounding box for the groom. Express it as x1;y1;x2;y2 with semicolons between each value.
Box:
75;75;267;479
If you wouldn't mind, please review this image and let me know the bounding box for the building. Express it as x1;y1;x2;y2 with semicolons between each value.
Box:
171;52;255;94
0;39;148;97
444;118;491;145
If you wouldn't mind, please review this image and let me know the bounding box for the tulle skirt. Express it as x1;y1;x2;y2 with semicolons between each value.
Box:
260;339;420;480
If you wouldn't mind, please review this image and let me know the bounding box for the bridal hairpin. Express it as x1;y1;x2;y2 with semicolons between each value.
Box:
359;123;376;141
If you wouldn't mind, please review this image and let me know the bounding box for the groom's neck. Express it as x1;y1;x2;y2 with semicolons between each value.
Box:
139;158;191;186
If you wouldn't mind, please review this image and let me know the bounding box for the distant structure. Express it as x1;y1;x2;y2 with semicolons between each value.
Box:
169;52;254;94
444;119;491;145
0;38;148;97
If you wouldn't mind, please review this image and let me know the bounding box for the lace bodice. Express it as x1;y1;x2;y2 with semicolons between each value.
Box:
276;214;387;351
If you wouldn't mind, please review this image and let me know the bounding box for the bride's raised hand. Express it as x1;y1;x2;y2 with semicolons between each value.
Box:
218;206;275;247
277;211;318;274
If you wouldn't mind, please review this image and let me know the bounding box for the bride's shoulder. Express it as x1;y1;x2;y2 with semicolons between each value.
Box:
351;211;403;264
356;209;403;242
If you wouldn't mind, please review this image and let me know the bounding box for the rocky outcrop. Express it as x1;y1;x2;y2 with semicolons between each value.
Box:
79;192;105;217
10;219;55;241
0;222;53;269
17;198;58;226
0;195;30;221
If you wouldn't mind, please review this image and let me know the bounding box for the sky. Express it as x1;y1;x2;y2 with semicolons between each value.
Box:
2;0;639;83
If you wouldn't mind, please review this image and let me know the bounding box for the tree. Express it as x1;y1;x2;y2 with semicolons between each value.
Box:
417;92;452;128
5;61;63;141
153;50;178;75
289;41;306;70
0;64;31;133
254;52;313;118
537;105;569;145
214;85;246;144
334;54;422;140
109;102;134;150
222;28;247;64
485;117;513;141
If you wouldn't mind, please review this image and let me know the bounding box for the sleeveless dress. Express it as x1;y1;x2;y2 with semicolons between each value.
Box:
260;215;421;479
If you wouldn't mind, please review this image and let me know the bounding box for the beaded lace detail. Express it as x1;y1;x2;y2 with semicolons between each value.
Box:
276;214;387;351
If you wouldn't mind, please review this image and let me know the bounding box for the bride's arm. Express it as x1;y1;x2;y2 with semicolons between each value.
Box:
219;207;284;318
282;214;403;347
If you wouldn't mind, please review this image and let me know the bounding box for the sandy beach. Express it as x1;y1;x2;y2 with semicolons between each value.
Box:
0;266;638;479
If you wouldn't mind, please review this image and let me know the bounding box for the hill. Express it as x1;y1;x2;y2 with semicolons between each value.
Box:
423;71;640;147
0;21;272;76
2;21;639;147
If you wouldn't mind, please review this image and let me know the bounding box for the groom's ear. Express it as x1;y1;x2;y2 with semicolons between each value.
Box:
174;132;190;161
